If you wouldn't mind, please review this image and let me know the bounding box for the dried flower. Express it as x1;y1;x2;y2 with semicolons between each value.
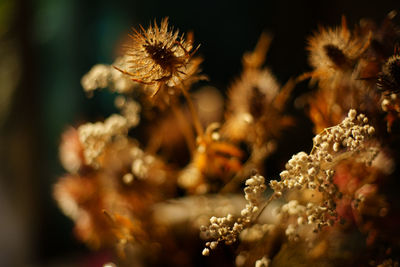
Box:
203;110;377;256
78;114;130;168
114;96;141;127
223;33;293;145
222;33;294;182
54;14;400;267
269;110;377;232
59;127;85;174
115;18;201;97
377;49;400;94
178;123;243;193
81;56;139;95
307;16;370;81
223;68;280;141
201;173;266;252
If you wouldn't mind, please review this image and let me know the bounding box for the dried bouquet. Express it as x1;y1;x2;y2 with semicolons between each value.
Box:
54;13;400;267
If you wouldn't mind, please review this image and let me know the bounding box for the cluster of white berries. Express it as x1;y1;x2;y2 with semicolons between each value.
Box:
201;173;267;256
270;109;376;235
278;200;305;241
81;64;109;92
123;146;167;185
271;109;374;193
201;110;377;257
115;96;141;128
81;56;138;94
78;114;130;167
130;146;152;180
280;200;337;240
243;174;267;217
78;98;141;169
312;109;374;155
239;223;275;243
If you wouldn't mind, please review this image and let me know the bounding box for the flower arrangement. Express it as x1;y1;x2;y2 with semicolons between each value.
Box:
54;13;400;266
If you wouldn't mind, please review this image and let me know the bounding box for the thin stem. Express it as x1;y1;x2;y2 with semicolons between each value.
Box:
220;145;268;193
180;86;204;137
252;193;276;222
310;126;334;155
171;104;196;153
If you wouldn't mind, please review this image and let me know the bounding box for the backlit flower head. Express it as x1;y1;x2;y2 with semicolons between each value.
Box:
115;17;200;97
223;68;280;141
222;33;293;146
307;17;370;79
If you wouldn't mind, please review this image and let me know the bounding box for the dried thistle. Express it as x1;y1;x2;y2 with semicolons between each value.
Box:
115;17;201;97
306;16;371;82
377;48;400;94
222;33;294;187
224;68;280;141
303;17;381;134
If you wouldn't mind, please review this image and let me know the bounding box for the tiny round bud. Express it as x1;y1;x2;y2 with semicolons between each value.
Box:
368;126;375;135
210;241;218;250
122;173;134;184
348;109;357;120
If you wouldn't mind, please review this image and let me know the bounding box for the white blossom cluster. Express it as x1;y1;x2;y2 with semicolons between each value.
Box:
77;96;141;169
270;109;376;233
123;145;168;185
201;173;267;256
201;109;377;257
78;114;130;167
239;223;275;243
81;56;138;94
279;200;336;241
115;96;141;128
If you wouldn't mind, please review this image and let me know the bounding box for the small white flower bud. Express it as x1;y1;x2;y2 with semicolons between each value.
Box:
202;248;210;256
348;109;357;120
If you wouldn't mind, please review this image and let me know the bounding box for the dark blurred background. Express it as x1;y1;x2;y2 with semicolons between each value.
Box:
0;0;399;266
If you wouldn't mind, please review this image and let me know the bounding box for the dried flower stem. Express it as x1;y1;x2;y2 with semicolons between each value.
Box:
220;151;265;193
180;85;204;137
171;104;196;152
251;193;276;222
